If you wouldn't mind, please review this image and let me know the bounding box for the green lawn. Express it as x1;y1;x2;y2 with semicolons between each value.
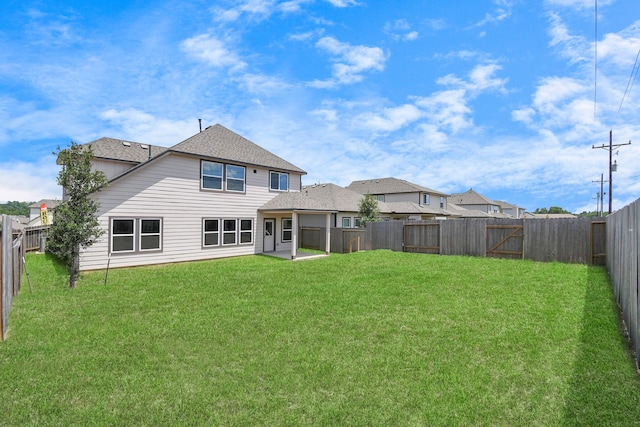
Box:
1;251;639;426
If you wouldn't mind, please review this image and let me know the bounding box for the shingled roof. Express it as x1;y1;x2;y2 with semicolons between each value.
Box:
346;177;448;196
84;137;168;164
261;183;456;217
448;188;496;205
170;124;305;174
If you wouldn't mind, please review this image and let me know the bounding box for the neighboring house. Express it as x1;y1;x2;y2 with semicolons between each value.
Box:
76;124;315;270
346;177;454;219
495;200;526;219
445;203;494;218
448;189;510;218
28;199;61;226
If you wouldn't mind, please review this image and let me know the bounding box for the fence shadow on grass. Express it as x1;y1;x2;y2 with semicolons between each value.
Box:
562;266;640;425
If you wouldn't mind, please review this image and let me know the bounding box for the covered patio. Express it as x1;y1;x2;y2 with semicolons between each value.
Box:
259;192;336;261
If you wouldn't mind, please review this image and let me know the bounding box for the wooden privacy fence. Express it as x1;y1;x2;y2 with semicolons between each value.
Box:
299;227;367;254
1;215;25;341
606;199;640;369
367;217;606;265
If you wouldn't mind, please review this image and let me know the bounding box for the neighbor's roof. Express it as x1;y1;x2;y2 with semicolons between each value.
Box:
495;200;525;210
84;137;168;164
383;201;454;217
170;124;305;174
346;177;448;196
29;199;62;209
262;183;456;216
448;188;497;206
446;203;494;218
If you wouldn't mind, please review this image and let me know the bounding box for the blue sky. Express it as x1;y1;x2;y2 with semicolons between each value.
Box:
1;0;639;213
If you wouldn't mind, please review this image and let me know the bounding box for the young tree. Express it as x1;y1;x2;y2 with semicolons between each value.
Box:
48;142;109;288
358;194;381;227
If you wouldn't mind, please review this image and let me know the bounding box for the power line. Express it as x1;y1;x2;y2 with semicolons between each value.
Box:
594;0;598;121
617;47;640;115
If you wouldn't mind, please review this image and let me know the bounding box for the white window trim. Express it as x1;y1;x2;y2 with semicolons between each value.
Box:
201;160;223;191
203;218;221;247
225;165;246;193
270;171;289;192
239;218;254;245
222;219;238;245
111;218;136;253
423;194;430;205
342;217;351;228
139;218;162;252
282;218;292;242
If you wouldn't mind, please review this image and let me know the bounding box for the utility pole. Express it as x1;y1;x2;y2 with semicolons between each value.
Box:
592;130;631;214
591;173;608;216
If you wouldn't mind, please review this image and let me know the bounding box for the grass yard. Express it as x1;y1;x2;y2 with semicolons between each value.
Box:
1;251;639;426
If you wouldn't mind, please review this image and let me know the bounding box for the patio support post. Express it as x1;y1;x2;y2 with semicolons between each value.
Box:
291;211;298;260
325;213;331;255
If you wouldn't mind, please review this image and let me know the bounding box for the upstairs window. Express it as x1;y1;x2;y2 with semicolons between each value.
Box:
342;217;351;228
440;196;445;208
202;161;223;190
423;194;430;205
226;165;245;192
270;172;289;191
201;161;245;192
375;195;385;202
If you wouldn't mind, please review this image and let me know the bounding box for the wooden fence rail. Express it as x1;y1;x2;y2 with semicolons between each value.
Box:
366;217;606;265
1;215;24;341
606;199;640;368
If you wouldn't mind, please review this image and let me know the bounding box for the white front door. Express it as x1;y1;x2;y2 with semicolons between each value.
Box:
264;219;275;252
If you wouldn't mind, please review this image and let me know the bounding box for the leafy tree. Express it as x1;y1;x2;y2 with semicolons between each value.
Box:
534;206;572;215
48;142;108;288
577;211;602;217
358;194;381;227
0;201;32;216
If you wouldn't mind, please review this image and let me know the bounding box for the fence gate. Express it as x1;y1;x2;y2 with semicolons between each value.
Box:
486;223;524;259
403;222;440;254
590;220;606;266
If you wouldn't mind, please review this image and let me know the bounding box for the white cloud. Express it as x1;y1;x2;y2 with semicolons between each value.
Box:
355;104;423;132
384;19;419;41
181;34;247;71
547;13;590;64
325;0;359;7
0;157;61;203
100;109;199;146
436;63;507;93
414;90;473;134
544;0;615;10
472;0;513;27
309;37;388;87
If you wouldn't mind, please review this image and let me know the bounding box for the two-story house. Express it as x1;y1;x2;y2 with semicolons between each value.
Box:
447;189;510;218
346;177;453;220
77;124;322;270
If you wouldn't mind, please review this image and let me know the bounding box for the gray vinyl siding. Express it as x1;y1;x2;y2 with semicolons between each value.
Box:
91;159;137;180
382;192;420;203
79;153;301;271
